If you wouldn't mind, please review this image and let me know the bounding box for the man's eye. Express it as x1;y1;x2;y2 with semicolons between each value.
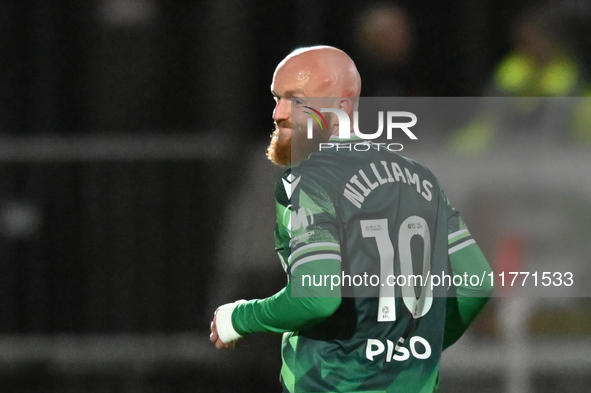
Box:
292;98;303;105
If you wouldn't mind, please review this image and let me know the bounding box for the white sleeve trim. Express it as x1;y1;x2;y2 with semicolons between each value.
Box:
290;253;342;274
448;239;476;255
288;242;341;264
216;300;247;343
448;228;469;240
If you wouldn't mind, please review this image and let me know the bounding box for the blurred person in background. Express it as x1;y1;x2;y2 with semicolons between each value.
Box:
489;1;589;97
447;0;591;154
210;46;493;393
352;3;425;97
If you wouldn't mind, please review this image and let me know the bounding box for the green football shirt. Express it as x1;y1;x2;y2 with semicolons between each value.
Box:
231;137;493;393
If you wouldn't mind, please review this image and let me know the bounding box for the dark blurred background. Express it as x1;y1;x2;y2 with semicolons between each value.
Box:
2;0;590;137
1;0;591;392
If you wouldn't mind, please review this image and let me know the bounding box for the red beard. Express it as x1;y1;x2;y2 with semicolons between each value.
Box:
267;121;330;166
267;127;291;166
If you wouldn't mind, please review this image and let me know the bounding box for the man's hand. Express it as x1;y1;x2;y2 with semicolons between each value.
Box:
210;309;237;350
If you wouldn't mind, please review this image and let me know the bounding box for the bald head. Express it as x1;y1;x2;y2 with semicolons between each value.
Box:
268;46;361;166
272;46;361;98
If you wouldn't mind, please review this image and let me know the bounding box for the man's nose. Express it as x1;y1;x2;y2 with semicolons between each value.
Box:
273;98;290;121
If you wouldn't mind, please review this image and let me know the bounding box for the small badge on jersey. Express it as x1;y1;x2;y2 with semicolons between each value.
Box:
378;297;396;322
282;174;301;199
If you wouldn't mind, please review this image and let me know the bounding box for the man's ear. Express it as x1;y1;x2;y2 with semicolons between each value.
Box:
338;98;353;116
328;111;340;136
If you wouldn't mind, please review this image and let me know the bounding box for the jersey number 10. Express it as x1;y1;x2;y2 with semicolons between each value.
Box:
360;216;433;322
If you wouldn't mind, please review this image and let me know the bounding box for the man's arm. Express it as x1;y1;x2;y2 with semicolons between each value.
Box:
442;190;494;350
213;257;342;343
443;240;494;350
212;170;342;345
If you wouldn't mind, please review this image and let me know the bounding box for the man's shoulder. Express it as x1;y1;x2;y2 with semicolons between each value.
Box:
397;152;438;178
302;144;438;179
275;168;292;205
275;166;326;203
277;146;442;203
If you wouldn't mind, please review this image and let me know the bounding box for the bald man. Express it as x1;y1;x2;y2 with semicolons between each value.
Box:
211;46;493;393
267;46;361;166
